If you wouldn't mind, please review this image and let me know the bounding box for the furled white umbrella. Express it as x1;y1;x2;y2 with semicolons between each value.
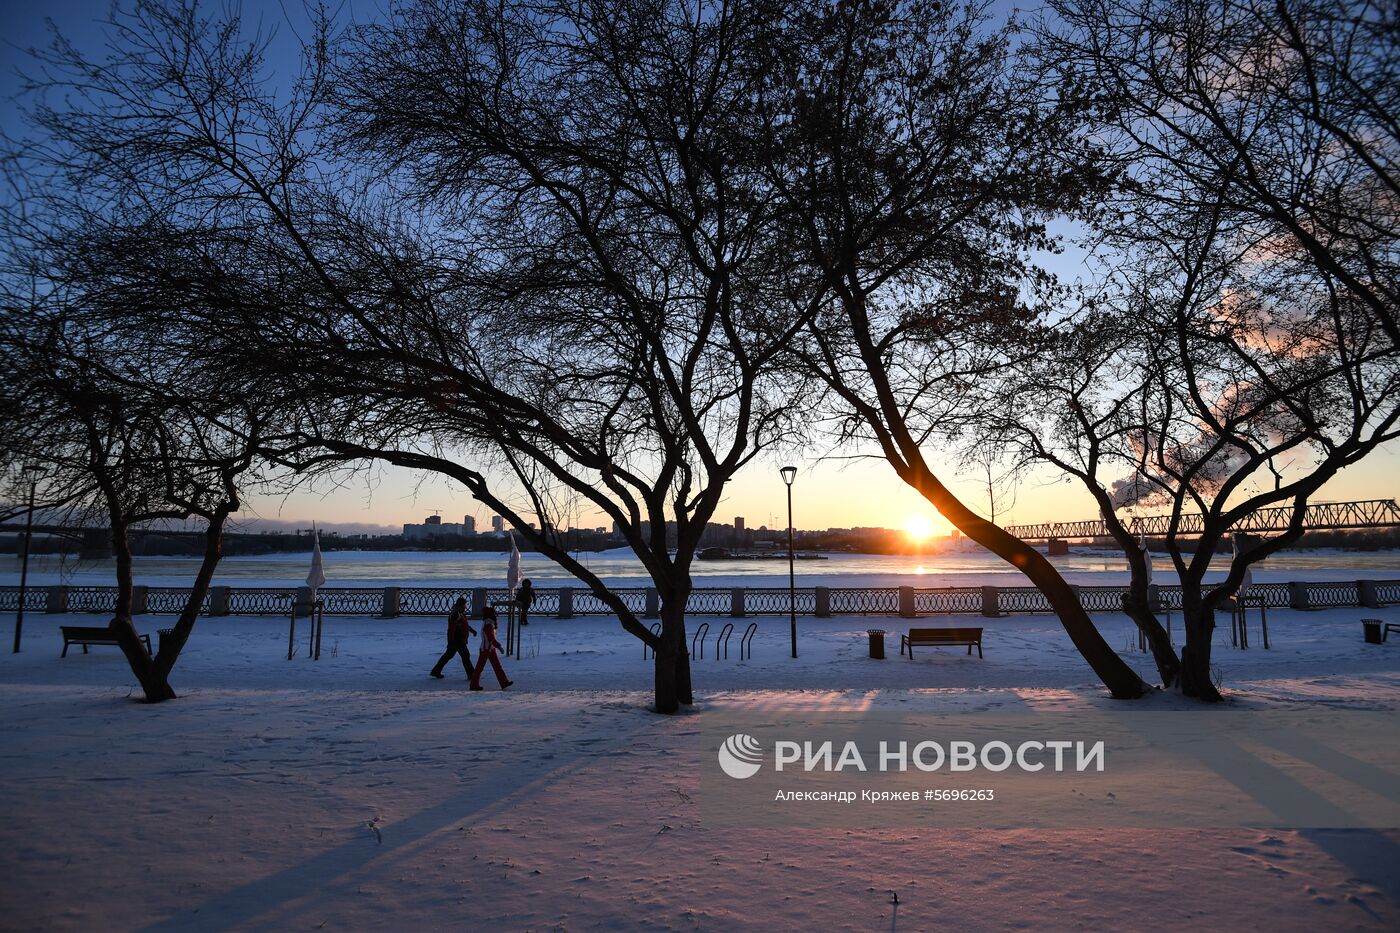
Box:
306;529;327;596
507;532;522;595
1138;535;1153;586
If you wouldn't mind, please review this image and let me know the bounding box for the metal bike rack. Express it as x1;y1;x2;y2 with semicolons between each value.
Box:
692;622;710;660
740;622;757;659
717;622;735;659
642;622;662;659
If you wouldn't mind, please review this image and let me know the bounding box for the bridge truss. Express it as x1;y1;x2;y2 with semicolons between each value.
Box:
1001;499;1400;540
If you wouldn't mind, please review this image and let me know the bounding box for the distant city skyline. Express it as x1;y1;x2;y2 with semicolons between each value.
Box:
234;446;1400;539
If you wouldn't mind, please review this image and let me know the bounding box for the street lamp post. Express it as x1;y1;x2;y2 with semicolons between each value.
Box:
780;465;797;658
13;465;39;654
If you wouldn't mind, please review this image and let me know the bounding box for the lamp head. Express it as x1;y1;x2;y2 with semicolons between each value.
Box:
780;465;797;487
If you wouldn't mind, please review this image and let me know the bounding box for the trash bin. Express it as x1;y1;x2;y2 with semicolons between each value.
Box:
1363;619;1384;644
867;629;886;659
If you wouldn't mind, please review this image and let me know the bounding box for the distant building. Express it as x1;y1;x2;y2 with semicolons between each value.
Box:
403;513;476;541
735;516;745;532
491;515;504;533
462;515;476;534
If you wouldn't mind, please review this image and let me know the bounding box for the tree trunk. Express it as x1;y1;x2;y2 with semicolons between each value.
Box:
1178;595;1223;702
653;599;695;714
654;634;682;714
106;518;176;702
154;509;229;676
909;465;1147;698
1121;590;1181;688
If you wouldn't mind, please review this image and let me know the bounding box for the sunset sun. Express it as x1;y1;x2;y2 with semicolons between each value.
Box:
905;515;935;541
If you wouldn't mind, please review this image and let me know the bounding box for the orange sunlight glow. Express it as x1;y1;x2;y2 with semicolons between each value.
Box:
905;515;934;541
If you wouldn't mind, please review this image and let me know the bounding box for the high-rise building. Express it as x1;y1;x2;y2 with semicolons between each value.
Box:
462;515;476;534
735;516;745;532
491;515;504;533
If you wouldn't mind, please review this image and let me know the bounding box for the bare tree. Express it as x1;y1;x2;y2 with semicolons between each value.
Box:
1041;0;1398;342
16;0;811;713
746;0;1150;697
0;292;264;701
1005;0;1400;699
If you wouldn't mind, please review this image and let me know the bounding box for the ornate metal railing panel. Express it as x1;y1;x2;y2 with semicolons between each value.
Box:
226;588;294;615
318;588;384;615
914;588;982;613
1077;587;1130;612
66;585;118;613
1248;582;1291;608
685;589;733;615
829;588;900;614
996;588;1055;614
146;587;211;615
573;589;648;615
1304;581;1358;608
398;587;458;615
745;589;817;614
0;586;46;612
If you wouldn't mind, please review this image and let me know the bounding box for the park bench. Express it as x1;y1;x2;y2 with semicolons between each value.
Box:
901;627;984;659
1386;622;1400;642
60;625;150;658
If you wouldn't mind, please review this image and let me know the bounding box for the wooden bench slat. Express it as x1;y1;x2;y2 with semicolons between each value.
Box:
901;627;984;659
61;626;152;657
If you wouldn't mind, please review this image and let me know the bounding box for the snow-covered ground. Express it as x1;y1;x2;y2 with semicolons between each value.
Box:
1;608;1398;931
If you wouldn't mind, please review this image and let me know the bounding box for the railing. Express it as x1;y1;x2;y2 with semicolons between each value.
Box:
399;587;457;615
575;589;649;615
319;588;384;615
66;585;118;613
747;589;817;614
0;587;46;612
1303;581;1359;608
5;579;1397;619
830;588;900;614
915;588;982;613
686;589;732;615
146;587;211;614
227;588;295;615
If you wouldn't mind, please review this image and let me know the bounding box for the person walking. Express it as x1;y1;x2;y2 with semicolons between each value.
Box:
431;597;476;680
471;606;513;690
516;578;535;627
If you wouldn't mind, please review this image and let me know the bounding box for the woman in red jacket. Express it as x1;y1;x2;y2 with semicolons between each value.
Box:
471;606;513;690
430;597;476;680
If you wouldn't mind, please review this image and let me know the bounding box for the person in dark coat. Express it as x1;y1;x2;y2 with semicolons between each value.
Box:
471;606;513;690
431;597;476;680
516;578;535;626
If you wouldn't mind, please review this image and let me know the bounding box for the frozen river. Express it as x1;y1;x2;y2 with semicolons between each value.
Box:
6;545;1400;590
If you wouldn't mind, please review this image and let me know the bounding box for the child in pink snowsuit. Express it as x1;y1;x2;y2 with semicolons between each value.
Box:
471;606;513;690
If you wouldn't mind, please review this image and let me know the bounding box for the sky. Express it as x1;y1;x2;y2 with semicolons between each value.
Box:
2;0;1397;536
